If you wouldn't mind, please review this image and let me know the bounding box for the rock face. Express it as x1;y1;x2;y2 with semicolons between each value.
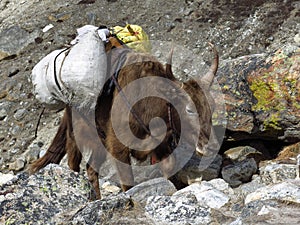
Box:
0;0;300;224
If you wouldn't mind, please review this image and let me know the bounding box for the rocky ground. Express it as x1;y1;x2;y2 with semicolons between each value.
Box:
0;0;300;224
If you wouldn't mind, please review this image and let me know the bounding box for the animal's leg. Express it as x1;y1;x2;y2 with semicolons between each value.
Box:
86;162;101;200
66;129;82;172
65;106;82;172
111;146;134;191
86;149;106;200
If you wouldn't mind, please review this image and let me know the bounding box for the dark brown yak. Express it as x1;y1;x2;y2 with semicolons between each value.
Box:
30;40;219;199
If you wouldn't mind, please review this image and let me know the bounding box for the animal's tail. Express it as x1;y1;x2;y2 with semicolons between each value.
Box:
30;107;70;173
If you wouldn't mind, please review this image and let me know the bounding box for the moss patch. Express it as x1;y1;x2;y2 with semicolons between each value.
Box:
247;48;300;130
263;112;282;131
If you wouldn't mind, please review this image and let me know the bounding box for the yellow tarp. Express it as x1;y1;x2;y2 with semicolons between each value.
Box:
112;24;151;53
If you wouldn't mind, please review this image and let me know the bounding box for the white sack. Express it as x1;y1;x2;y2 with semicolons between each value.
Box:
71;25;110;44
31;49;67;109
32;29;107;111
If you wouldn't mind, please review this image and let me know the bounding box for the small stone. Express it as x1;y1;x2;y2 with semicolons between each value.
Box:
294;33;300;44
126;177;177;204
11;125;21;135
102;181;121;193
222;158;258;187
8;157;26;171
276;142;300;162
166;22;176;32
257;205;270;216
24;146;41;163
8;69;20;77
53;117;61;126
223;146;263;163
34;37;43;44
0;108;7;120
0;172;15;186
39;149;47;158
10;148;20;154
14;108;27;121
42;24;54;33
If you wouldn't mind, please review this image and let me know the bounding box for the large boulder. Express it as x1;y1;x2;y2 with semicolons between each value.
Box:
245;179;300;204
0;164;91;224
217;45;300;142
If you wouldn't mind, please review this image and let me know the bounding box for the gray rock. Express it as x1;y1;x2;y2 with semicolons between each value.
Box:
23;143;41;164
67;188;152;225
222;158;258;187
235;174;265;197
0;109;7;120
245;179;300;205
8;157;26;171
177;154;222;185
0;172;15;186
235;199;300;225
145;193;211;225
99;156;164;186
101;181;121;196
260;163;298;184
223;146;264;163
69;193;134;225
0;26;38;61
217;46;300;142
13;108;27;121
10;124;22;136
174;179;231;209
126;177;177;205
0;164;91;224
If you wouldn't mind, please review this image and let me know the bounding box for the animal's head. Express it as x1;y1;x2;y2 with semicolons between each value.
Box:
163;43;220;159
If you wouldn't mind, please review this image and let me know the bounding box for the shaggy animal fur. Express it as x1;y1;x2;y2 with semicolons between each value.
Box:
30;41;219;199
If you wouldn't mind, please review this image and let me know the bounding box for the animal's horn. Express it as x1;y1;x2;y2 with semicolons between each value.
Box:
166;46;175;80
201;42;219;88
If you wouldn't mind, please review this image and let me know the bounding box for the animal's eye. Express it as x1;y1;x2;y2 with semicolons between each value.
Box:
185;105;197;115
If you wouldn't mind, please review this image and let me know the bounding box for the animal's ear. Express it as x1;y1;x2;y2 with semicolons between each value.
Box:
200;43;219;89
165;47;176;80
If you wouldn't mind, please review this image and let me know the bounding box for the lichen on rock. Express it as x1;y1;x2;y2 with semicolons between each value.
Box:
247;47;300;132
